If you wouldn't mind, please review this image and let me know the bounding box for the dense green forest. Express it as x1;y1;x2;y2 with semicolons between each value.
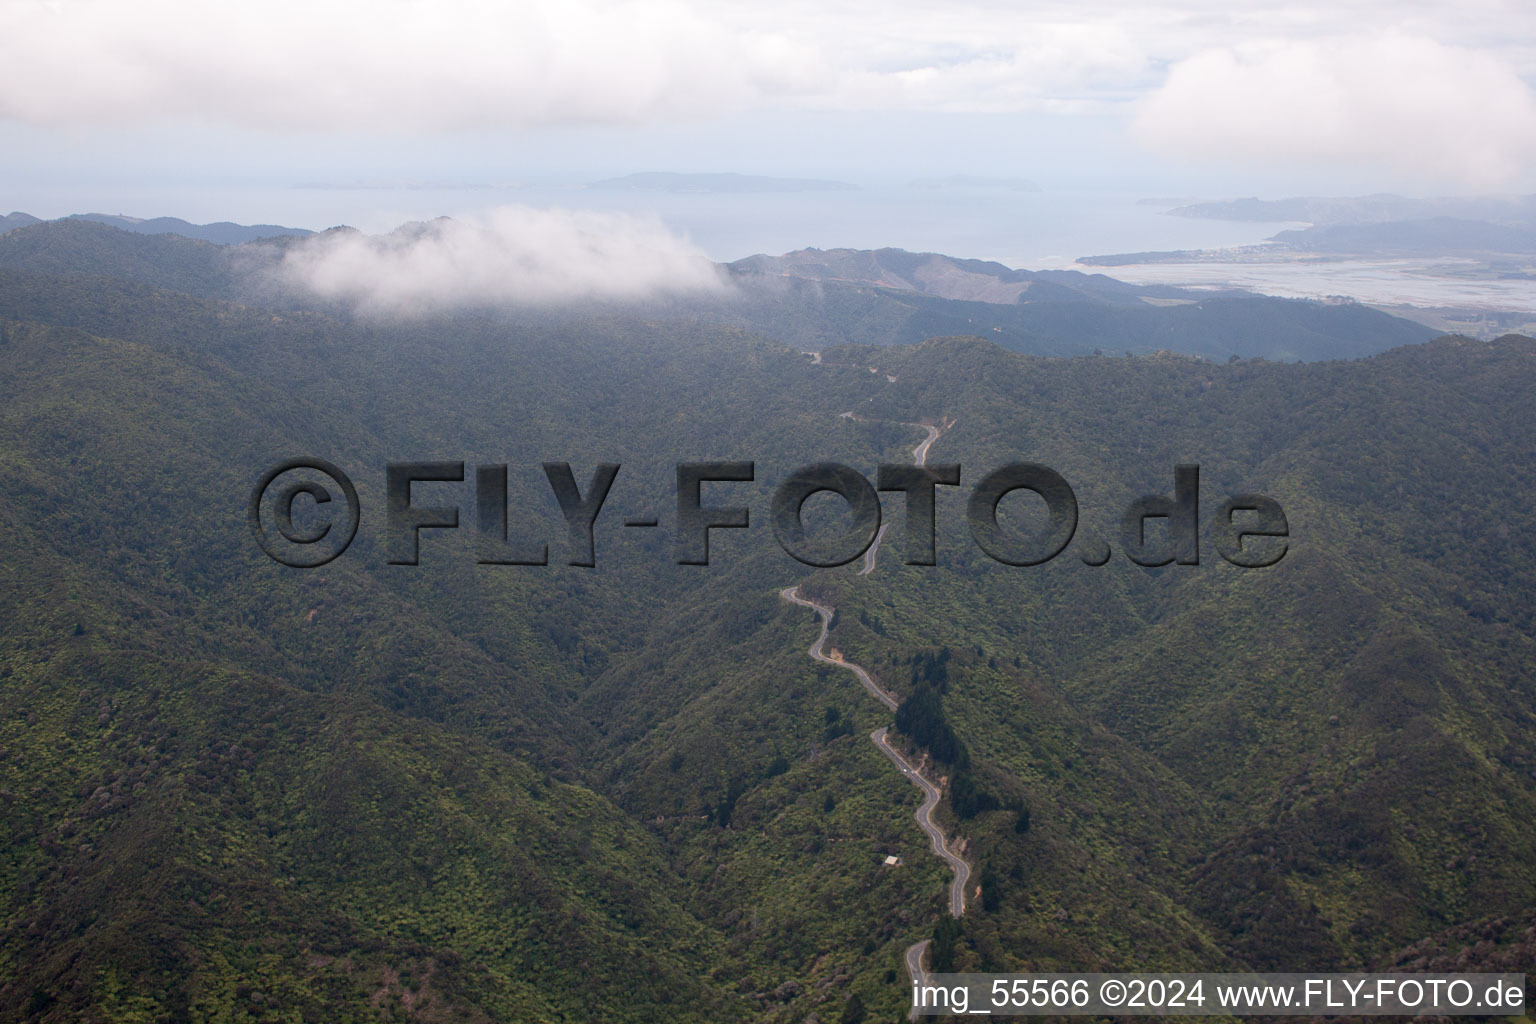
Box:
0;222;1532;1021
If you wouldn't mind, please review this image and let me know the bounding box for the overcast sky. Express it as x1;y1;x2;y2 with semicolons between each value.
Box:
3;0;1535;226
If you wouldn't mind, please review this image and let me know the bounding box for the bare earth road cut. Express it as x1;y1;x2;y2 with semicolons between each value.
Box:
779;415;964;1017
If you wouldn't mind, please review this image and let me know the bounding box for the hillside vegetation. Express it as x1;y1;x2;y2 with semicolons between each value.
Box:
0;227;1532;1021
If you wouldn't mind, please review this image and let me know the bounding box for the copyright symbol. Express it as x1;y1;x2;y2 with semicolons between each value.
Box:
248;458;359;568
1101;980;1126;1007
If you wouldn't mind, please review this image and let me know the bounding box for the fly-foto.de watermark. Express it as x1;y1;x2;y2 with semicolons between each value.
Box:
248;459;1288;570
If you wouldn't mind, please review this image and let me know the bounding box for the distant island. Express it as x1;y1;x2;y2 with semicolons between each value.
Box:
1168;193;1536;226
586;172;859;194
1081;217;1536;265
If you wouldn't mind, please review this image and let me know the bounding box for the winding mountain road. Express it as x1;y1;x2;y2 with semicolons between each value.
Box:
780;586;895;713
779;415;964;1015
873;726;969;916
846;418;945;578
858;522;890;575
904;939;930;984
905;939;932;1019
911;423;941;466
779;588;968;926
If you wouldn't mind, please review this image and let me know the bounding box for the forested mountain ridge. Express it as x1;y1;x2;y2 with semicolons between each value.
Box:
0;229;1532;1020
1;212;312;245
0;219;1439;362
799;333;1536;973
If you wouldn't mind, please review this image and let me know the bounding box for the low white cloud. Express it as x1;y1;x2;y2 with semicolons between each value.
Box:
275;207;726;313
1133;34;1536;188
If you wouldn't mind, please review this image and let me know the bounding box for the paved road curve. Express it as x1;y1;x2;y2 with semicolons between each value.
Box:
858;522;890;575
872;726;969;916
854;419;946;577
904;939;931;1021
911;423;941;466
905;938;930;985
780;586;896;713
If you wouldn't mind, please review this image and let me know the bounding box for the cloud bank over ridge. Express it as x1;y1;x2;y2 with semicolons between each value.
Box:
274;207;726;313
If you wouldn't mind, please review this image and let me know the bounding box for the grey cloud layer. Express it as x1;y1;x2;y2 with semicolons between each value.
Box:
2;0;1534;185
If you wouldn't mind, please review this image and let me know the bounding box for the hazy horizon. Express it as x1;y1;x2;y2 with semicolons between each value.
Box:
4;0;1534;318
6;1;1535;216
